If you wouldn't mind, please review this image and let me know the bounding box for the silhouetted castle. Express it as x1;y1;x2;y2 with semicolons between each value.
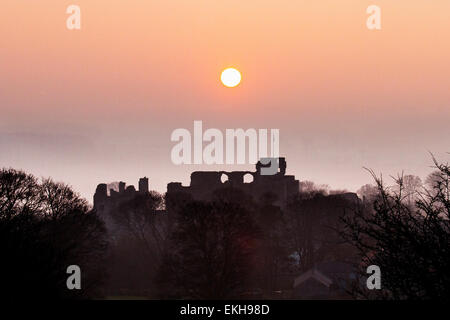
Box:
93;177;150;233
93;158;299;234
167;157;299;209
94;158;299;214
94;177;149;210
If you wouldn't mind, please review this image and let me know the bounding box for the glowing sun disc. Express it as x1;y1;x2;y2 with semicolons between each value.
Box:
221;68;241;87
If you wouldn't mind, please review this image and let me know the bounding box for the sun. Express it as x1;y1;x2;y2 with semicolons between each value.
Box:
221;68;241;88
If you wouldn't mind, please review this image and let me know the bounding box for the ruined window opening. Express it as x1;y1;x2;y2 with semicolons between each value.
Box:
220;173;229;183
243;173;254;184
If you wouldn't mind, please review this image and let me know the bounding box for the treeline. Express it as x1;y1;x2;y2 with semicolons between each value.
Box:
1;156;449;300
0;169;107;300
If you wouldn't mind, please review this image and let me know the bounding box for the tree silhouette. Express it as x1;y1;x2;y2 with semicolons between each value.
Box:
0;168;107;300
286;192;357;274
357;184;379;204
158;195;261;299
341;157;450;300
106;191;167;296
111;191;166;260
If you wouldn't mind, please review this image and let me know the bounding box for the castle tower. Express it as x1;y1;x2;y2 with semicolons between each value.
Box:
119;181;126;193
139;177;149;193
93;183;107;208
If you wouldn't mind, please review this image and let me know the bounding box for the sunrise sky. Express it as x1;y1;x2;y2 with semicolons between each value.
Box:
1;0;450;201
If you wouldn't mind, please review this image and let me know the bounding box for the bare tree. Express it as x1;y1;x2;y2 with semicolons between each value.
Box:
425;170;444;196
341;157;450;301
401;174;423;206
286;192;357;274
158;198;261;299
299;180;329;196
357;184;379;204
111;191;166;261
0;168;107;299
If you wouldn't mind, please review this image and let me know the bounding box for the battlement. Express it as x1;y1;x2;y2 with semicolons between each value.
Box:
93;177;149;209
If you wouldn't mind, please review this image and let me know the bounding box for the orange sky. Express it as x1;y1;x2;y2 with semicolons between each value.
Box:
1;0;450;200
